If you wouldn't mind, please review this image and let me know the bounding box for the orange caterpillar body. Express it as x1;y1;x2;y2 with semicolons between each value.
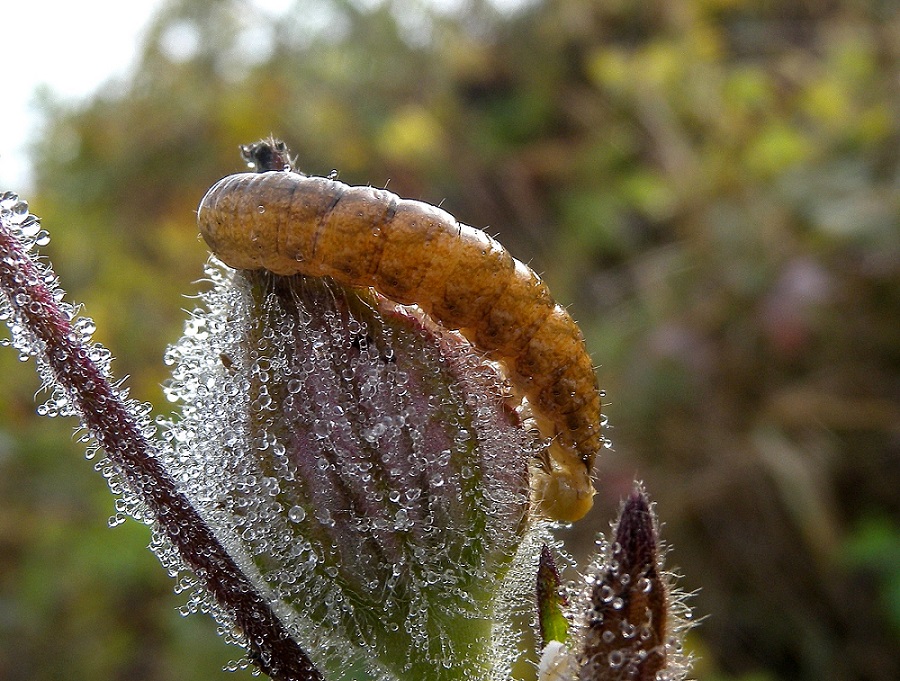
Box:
197;170;600;522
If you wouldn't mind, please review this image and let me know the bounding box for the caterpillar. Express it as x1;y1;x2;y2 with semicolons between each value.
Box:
197;157;600;522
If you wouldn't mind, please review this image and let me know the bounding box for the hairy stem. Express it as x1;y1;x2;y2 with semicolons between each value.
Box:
0;209;322;681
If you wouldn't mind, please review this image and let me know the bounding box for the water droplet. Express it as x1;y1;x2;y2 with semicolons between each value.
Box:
608;650;625;668
599;584;615;603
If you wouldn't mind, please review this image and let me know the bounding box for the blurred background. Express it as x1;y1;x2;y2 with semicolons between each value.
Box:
0;0;898;679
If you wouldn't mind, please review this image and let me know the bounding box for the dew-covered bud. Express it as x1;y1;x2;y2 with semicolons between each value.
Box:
160;264;543;680
571;486;691;681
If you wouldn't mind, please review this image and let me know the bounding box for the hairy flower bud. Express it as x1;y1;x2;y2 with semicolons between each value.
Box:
573;487;690;681
160;264;542;680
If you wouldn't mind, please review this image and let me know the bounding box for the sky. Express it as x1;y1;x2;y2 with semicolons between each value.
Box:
0;1;166;192
0;0;299;193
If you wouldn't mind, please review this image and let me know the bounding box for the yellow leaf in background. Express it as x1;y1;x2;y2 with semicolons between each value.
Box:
801;78;852;130
377;106;443;164
586;48;631;91
745;123;814;177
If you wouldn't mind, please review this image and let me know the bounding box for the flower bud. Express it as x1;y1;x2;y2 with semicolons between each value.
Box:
161;265;540;679
571;486;691;681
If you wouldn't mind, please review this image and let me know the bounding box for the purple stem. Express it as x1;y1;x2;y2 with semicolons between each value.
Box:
0;219;322;681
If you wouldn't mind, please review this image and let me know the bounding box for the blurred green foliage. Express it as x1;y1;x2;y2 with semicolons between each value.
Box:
1;0;898;679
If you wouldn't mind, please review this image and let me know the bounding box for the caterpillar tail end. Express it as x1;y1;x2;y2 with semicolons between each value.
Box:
531;455;595;523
